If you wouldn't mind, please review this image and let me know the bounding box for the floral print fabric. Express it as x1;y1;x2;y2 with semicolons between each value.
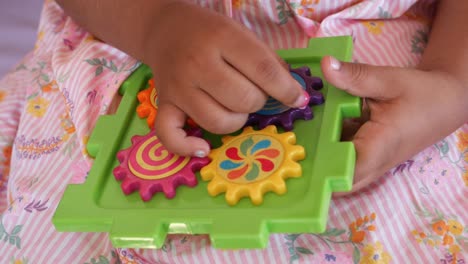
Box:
2;0;467;263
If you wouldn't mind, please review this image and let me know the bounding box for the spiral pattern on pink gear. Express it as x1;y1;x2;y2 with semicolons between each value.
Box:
127;136;189;179
113;129;210;201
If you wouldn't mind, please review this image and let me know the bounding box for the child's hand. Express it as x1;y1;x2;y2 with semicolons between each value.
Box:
148;2;308;157
321;56;468;194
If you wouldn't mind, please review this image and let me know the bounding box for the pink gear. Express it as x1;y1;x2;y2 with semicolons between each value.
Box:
113;129;210;201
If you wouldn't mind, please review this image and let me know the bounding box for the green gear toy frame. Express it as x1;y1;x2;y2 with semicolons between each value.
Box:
53;36;361;249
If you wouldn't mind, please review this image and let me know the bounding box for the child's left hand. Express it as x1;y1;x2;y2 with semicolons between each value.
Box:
321;56;468;194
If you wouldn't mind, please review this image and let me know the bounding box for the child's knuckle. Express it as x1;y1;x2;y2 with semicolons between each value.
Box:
205;113;244;134
350;63;368;86
255;58;280;82
237;89;264;113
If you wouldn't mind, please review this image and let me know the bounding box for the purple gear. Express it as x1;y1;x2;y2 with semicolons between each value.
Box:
289;66;324;105
245;66;324;131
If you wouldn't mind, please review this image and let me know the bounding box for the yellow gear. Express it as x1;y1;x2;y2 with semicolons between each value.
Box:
200;126;305;205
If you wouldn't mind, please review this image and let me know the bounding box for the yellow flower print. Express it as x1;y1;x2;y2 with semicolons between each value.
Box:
37;30;44;41
362;21;384;35
360;242;392;264
413;205;468;262
456;130;468;152
34;30;45;50
447;219;464;236
0;91;5;102
26;96;50;118
232;0;243;9
11;257;28;264
449;244;461;255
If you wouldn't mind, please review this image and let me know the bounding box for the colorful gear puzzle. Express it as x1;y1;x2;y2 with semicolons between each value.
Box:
113;129;210;201
53;37;360;250
200;125;305;206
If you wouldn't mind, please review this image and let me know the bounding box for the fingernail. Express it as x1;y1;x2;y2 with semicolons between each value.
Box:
293;91;310;108
330;56;341;70
194;150;207;158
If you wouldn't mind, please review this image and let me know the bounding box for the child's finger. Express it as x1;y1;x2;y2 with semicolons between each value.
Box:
334;121;399;196
200;60;268;113
176;88;249;135
221;37;309;109
274;52;289;70
320;56;403;100
155;103;210;157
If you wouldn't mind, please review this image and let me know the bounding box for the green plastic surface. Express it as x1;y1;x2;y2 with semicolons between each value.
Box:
53;36;361;249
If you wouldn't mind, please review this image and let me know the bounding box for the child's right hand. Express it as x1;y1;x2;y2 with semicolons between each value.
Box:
147;2;309;157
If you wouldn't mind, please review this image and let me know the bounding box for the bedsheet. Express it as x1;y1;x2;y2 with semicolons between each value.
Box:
1;1;467;263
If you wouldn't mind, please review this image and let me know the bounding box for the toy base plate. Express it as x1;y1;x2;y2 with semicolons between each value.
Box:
52;36;361;249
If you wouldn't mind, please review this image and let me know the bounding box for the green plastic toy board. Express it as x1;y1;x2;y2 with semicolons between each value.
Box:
53;36;361;249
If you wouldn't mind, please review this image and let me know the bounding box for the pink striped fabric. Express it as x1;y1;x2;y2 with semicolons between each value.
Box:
2;0;467;263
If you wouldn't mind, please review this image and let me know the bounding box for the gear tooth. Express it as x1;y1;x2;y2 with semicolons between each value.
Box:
293;146;306;161
113;166;127;180
250;188;265;205
225;188;242;206
177;165;198;186
282;119;294;131
292;163;303;177
265;125;277;134
304;108;314;120
161;183;176;199
283;132;296;145
221;135;234;144
121;179;140;195
309;76;323;89
131;134;143;144
183;172;198;187
270;180;286;194
189;157;210;172
207;180;226;196
137;79;159;128
309;90;325;105
140;183;158;201
244;126;255;133
208;148;221;159
116;150;128;163
200;166;214;181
